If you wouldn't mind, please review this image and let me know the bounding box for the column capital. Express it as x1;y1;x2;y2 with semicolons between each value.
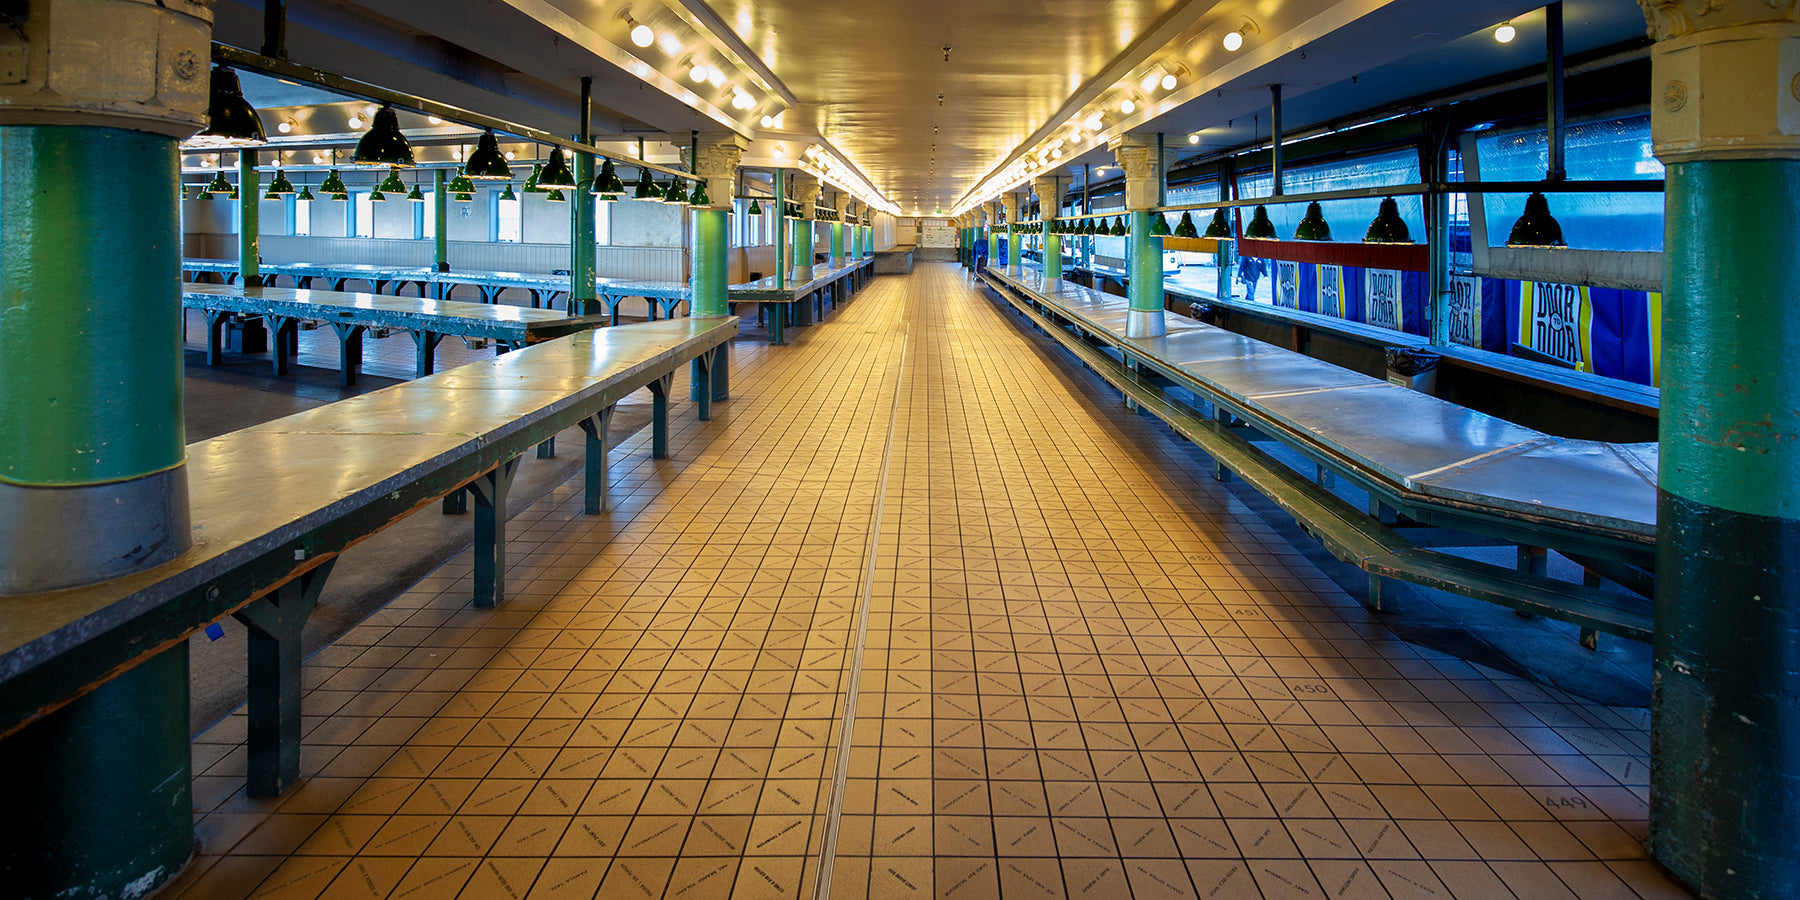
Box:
791;175;821;220
1001;194;1021;224
1032;176;1061;217
833;193;850;216
1640;2;1800;162
691;135;748;210
1108;132;1164;210
0;0;214;137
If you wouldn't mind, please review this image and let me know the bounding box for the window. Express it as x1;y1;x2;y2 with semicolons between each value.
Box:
595;202;611;246
419;194;435;241
294;198;311;236
1474;115;1660;251
1237;147;1423;243
353;193;373;238
496;193;521;243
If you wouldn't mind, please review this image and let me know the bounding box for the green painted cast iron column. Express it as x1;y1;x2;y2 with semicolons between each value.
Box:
988;203;1000;269
570;151;597;315
793;217;813;279
692;206;729;318
1642;12;1800;900
1127;210;1163;314
1004;194;1022;273
0;4;211;895
831;215;844;267
1034;177;1061;291
1113;134;1166;338
689;137;741;397
433;169;448;286
773;168;788;290
239;149;260;285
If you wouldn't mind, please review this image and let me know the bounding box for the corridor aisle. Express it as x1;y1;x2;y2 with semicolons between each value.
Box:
169;263;1689;900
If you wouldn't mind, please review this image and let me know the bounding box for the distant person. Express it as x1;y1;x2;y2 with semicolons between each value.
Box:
1236;255;1265;301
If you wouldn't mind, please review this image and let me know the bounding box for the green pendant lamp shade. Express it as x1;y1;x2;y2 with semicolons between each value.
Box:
319;169;348;195
453;192;474;202
1244;204;1278;239
192;67;268;149
464;130;513;180
370;190;386;202
1506;191;1566;247
204;171;233;196
1293;201;1332;241
1362;196;1413;243
297;186;315;201
1112;217;1128;236
663;177;690;206
376;166;407;195
546;189;567;203
407;183;426;202
447;173;477;195
353;104;415;167
593;159;626;200
537;147;578;190
499;184;518;201
1174;211;1200;239
1150;213;1171;237
523;164;544;194
228;187;239;200
689;179;712;207
1203;209;1231;239
632;168;659;200
748;198;764;216
265;169;297;198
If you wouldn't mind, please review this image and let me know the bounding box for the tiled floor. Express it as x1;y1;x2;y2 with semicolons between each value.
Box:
163;263;1693;899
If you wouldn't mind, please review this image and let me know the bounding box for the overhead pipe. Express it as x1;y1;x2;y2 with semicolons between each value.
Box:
1545;1;1567;181
1271;84;1284;196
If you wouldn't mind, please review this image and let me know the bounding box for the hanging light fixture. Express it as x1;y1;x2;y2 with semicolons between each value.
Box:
593;159;626;200
663;176;690;205
1494;20;1517;43
499;184;518;202
1293;201;1332;240
264;169;297;198
370;189;387;202
537;147;578;190
407;182;426;202
319;169;348;195
1245;205;1278;239
453;192;474;202
353;104;415;167
1150;213;1171;237
376;166;407;195
1506;192;1566;246
546;189;567;203
689;179;712;207
1174;211;1201;239
1363;197;1413;243
1110;217;1127;236
748;198;764;215
633;168;660;200
190;67;267;149
204;171;233;196
447;172;477;195
523;164;544;194
464;130;513;179
297;185;315;202
1203;209;1232;239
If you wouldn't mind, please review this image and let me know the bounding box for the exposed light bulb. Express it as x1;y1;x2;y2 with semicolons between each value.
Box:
1188;133;1200;144
277;121;292;134
631;23;654;47
774;146;785;156
760;115;774;128
1141;72;1160;92
707;67;726;87
1120;99;1136;114
312;154;323;164
504;151;516;160
1494;21;1516;43
346;116;363;129
690;64;708;83
1161;73;1177;90
658;32;682;55
1223;30;1244;51
427;115;443;125
1086;114;1103;131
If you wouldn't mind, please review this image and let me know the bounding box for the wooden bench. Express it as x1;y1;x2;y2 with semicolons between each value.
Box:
982;265;1656;643
0;316;738;796
183;283;607;383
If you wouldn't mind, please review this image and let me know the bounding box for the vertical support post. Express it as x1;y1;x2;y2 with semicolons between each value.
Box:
1423;113;1452;347
469;457;522;608
240;149;261;286
1112;133;1166;338
1004;194;1022;273
648;372;674;459
791;175;819;282
1035;176;1062;293
1270;85;1284;197
571;77;598;316
773;168;787;291
1641;9;1800;895
1544;2;1566;182
579;406;615;514
262;0;288;59
433;168;448;282
235;559;335;797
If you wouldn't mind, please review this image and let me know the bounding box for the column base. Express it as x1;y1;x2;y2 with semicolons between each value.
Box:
1125;309;1167;338
791;266;813;282
0;465;190;594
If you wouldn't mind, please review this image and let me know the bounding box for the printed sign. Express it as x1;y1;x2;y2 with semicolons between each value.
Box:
1275;261;1300;309
1446;275;1481;348
1519;282;1591;370
1362;269;1402;330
